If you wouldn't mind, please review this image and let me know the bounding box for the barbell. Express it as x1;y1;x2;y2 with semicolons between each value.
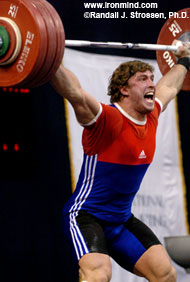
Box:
0;0;189;90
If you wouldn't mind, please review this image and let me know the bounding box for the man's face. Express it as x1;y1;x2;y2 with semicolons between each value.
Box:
121;70;155;115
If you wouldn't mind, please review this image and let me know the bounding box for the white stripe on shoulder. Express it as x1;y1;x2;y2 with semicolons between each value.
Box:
155;98;163;112
80;103;102;126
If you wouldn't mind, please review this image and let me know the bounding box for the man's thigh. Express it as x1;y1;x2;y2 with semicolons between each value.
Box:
62;211;112;281
106;215;161;273
62;210;109;264
134;244;175;280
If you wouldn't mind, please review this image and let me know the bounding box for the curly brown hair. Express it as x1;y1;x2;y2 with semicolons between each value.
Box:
107;60;154;103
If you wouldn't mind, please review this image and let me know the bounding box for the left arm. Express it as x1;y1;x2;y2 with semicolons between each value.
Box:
156;40;190;111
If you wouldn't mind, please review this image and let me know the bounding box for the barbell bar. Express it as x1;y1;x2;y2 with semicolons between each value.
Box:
0;0;189;90
0;36;3;49
65;40;179;52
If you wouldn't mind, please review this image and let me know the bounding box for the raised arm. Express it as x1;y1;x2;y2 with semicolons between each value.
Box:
156;40;190;111
50;64;100;125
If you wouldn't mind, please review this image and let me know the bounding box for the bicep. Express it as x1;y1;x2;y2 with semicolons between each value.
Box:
71;89;101;125
155;85;177;111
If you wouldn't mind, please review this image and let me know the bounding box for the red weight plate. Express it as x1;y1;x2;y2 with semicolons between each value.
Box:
156;8;190;91
0;0;47;87
0;19;16;63
26;0;57;88
35;0;65;86
17;0;48;86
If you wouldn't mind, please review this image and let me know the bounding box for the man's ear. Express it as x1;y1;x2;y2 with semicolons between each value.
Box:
120;86;129;97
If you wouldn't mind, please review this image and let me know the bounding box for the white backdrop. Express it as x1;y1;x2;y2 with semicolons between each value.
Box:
63;48;189;281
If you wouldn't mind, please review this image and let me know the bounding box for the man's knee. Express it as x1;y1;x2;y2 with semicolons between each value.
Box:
162;265;177;282
79;253;112;282
80;264;112;282
93;266;112;282
170;266;177;281
156;264;177;282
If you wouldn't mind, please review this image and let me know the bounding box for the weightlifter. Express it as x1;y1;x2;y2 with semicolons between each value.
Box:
50;40;190;282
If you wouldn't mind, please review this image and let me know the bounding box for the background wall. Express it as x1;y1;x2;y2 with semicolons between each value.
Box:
0;0;190;282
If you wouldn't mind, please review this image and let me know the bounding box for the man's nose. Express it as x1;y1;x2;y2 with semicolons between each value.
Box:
147;79;155;88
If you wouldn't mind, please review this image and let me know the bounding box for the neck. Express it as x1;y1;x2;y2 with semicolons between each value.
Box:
116;100;147;123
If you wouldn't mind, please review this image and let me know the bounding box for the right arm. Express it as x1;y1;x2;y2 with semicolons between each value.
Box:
50;64;100;125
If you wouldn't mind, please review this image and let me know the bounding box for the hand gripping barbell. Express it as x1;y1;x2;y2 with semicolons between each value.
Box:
0;1;189;90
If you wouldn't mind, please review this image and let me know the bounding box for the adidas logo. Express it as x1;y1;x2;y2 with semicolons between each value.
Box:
139;150;147;159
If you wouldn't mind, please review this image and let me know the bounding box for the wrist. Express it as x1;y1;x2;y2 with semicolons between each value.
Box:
177;57;190;71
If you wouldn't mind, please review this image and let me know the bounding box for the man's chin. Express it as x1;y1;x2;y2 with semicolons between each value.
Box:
144;101;155;113
146;107;154;113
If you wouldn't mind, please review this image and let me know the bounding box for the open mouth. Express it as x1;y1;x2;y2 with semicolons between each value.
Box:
144;92;154;101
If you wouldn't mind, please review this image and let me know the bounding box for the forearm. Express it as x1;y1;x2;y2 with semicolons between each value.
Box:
50;64;83;104
156;64;187;94
156;64;187;109
155;40;190;110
